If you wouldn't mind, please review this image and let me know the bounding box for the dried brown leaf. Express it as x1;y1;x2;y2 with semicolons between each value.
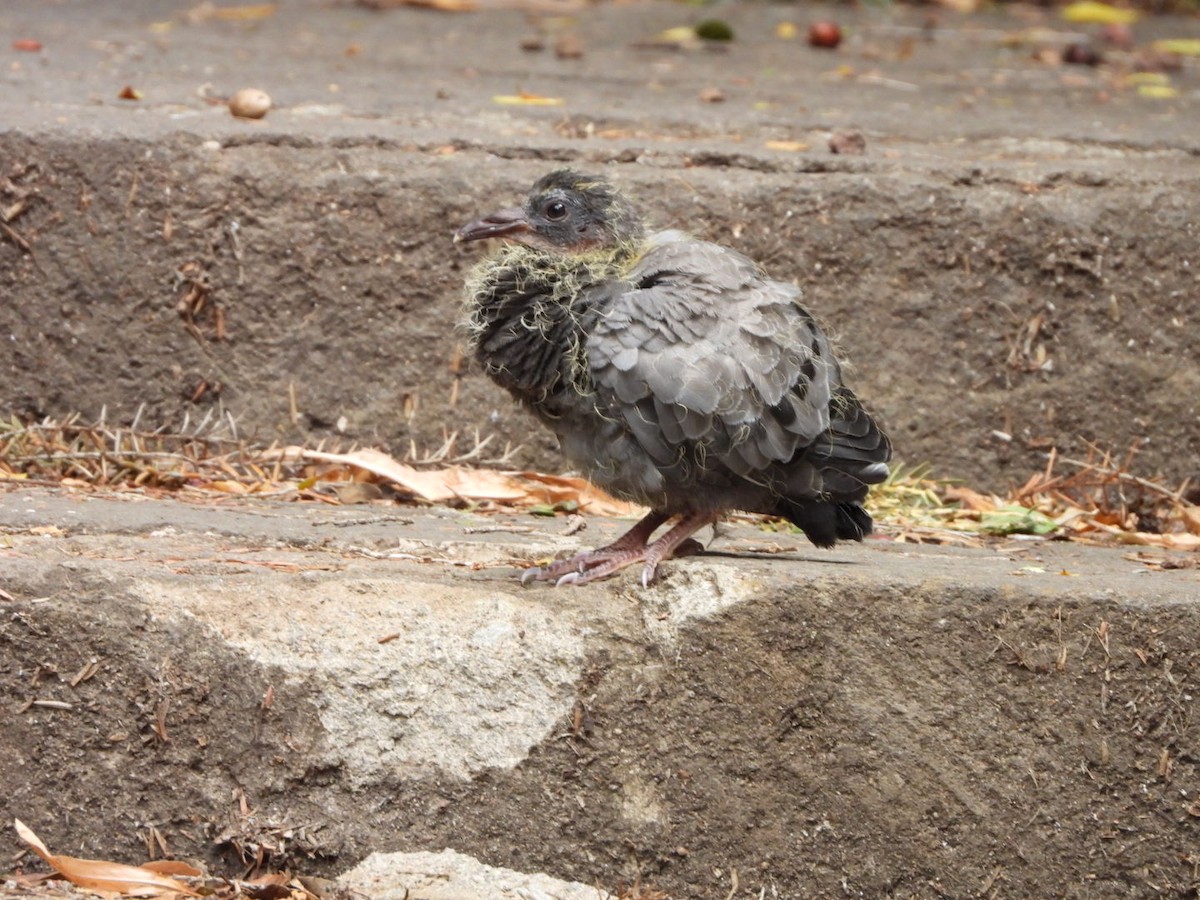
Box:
140;860;203;877
14;818;200;896
943;485;998;512
516;471;645;517
264;447;457;501
1163;532;1200;550
207;479;250;494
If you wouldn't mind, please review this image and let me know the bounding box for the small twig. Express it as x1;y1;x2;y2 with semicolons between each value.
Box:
30;699;73;711
1051;455;1193;504
311;515;415;527
288;382;301;425
463;524;537;535
0;221;32;252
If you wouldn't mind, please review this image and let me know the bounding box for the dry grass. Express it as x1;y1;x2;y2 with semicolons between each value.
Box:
868;447;1198;551
0;410;515;493
2;413;1196;551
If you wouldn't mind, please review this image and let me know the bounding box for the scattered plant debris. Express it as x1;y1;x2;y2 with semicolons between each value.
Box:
0;415;1195;553
14;819;199;897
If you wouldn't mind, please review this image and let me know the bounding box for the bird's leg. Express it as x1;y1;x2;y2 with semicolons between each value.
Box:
521;510;669;585
554;510;718;588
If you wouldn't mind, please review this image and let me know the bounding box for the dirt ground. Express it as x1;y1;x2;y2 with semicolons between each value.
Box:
1;1;1199;494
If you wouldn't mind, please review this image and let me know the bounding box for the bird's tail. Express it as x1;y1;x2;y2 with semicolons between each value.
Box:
774;387;888;548
776;498;873;549
810;385;892;496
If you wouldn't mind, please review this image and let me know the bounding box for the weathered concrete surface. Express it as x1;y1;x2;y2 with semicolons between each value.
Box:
2;485;1198;896
1;0;1199;492
340;849;613;899
3;2;1200;895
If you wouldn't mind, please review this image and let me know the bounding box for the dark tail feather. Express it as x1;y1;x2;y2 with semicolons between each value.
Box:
776;499;873;548
834;502;873;541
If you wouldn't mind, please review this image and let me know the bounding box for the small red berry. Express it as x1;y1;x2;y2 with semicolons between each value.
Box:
808;21;842;50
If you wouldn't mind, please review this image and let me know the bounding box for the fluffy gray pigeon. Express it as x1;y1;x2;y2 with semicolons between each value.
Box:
455;169;891;586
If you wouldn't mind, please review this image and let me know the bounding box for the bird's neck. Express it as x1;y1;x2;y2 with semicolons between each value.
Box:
465;245;630;408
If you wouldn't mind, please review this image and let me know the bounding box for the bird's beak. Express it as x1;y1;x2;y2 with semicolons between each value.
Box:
454;207;531;244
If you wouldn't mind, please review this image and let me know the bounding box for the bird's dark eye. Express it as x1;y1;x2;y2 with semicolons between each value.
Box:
544;200;568;221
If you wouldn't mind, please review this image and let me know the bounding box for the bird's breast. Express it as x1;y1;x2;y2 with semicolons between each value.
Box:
466;253;613;414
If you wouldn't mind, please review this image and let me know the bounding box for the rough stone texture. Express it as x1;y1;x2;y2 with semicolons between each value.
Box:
1;1;1198;492
340;849;612;899
151;573;588;783
2;488;1198;896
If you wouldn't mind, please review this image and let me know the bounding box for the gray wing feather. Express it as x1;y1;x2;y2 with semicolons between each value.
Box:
588;234;840;495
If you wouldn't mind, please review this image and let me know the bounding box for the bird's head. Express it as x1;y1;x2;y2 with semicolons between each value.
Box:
455;169;645;255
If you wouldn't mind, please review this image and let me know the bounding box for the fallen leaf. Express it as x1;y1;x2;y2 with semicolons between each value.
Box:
979;505;1058;536
330;481;386;504
695;19;735;42
1151;38;1200;56
1163;532;1200;550
14;819;199;897
1137;84;1179;99
361;0;474;8
1125;71;1172;85
515;471;645;518
1061;1;1138;25
207;479;249;494
263;447;459;500
438;467;528;502
187;2;278;22
934;0;978;12
764;139;810;152
943;486;998;512
492;92;564;106
140;860;203;877
659;25;700;45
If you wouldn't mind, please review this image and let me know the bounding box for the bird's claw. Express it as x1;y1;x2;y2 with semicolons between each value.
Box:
519;556;609;587
640;565;656;590
520;559;589;586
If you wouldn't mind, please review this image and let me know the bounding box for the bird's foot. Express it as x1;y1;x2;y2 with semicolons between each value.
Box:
520;546;646;587
521;512;714;588
521;510;670;587
552;537;706;588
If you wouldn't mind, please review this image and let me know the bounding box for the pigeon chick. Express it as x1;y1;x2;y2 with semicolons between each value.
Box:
455;169;891;587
